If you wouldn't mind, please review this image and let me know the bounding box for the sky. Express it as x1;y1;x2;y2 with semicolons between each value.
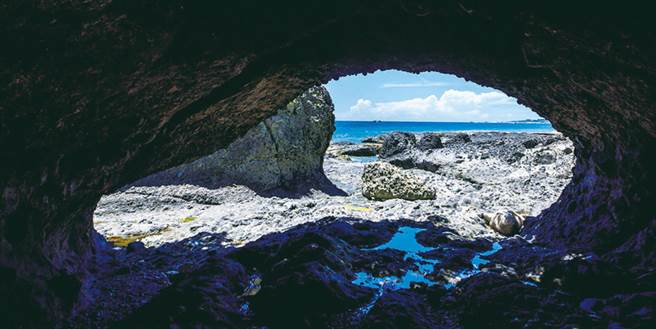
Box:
324;70;543;122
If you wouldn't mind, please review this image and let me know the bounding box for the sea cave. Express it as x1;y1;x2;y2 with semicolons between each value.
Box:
1;2;655;328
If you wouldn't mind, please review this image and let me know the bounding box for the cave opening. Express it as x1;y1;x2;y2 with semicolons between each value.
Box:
3;3;655;327
93;70;575;250
83;70;582;326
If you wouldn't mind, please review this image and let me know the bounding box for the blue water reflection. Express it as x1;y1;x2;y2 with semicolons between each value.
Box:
351;226;504;317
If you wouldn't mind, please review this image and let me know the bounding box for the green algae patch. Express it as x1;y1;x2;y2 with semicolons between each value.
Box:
106;227;170;248
106;234;145;248
181;216;197;223
344;204;372;212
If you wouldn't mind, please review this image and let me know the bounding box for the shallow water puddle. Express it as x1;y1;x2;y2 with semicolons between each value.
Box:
443;242;503;289
350;156;378;163
351;226;438;319
353;226;439;290
472;242;502;269
351;226;503;317
239;302;250;315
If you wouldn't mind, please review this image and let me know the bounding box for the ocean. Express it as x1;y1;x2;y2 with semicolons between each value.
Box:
332;121;555;143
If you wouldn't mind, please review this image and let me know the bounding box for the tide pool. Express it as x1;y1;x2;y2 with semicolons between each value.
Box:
351;226;505;317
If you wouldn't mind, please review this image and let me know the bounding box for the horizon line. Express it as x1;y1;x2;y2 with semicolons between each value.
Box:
334;119;550;124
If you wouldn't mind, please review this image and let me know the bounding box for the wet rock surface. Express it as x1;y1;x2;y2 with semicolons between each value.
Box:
75;218;654;328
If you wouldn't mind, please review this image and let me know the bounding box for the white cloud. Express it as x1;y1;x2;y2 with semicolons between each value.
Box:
341;89;531;122
381;82;449;88
350;98;373;111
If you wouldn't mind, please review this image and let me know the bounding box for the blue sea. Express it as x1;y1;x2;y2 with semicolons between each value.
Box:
332;121;555;143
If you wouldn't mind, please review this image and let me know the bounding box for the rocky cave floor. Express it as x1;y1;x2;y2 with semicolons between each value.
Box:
75;132;655;328
94;132;575;247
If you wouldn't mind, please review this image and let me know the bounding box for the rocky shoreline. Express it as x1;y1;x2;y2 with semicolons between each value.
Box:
94;131;574;247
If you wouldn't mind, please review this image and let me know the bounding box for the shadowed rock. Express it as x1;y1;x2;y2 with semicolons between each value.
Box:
523;139;540;149
444;133;472;144
362;135;387;144
128;86;335;191
388;157;441;173
328;143;381;157
379;132;417;158
417;133;444;151
97;219;652;328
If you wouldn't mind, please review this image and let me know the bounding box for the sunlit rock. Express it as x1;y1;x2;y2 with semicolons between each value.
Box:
361;162;435;201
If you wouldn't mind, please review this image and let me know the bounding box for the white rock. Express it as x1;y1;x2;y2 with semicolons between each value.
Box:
361;162;435;201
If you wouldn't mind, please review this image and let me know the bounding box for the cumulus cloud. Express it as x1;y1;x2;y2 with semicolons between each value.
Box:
350;98;373;111
342;89;528;122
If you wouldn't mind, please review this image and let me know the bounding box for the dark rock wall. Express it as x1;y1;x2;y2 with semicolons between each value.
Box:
1;0;654;325
126;86;335;191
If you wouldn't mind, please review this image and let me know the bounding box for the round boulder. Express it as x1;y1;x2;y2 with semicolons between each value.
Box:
534;150;557;165
361;162;435;201
444;133;472;144
417;133;443;150
522;139;540;149
378;132;417;158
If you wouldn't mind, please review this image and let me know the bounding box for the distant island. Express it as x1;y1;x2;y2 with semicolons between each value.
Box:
506;118;550;124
